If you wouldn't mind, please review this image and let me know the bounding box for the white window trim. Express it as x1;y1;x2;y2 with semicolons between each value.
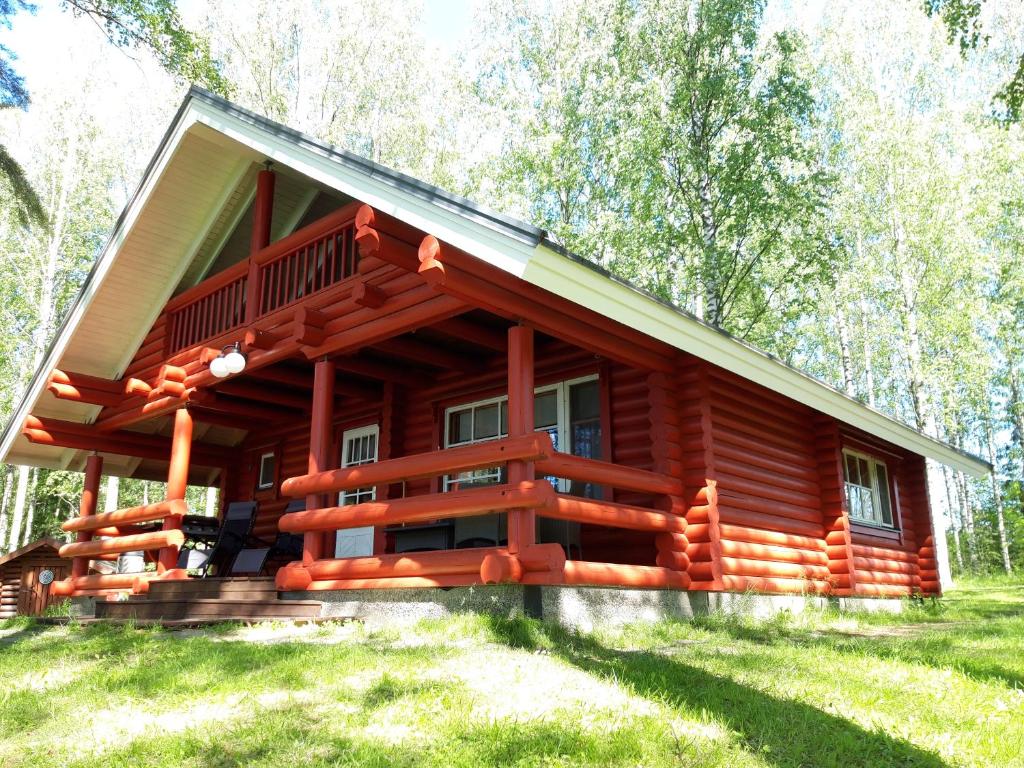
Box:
443;374;598;492
257;451;276;490
338;424;380;505
842;448;895;529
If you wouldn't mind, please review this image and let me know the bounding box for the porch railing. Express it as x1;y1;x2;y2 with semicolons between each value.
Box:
165;204;361;354
274;433;690;591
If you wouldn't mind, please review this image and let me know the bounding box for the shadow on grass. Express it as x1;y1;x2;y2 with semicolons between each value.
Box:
0;619;49;647
484;616;950;768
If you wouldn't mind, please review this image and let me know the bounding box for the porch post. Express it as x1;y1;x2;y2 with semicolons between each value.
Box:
304;358;335;565
158;408;192;573
245;166;276;324
506;325;536;554
70;454;103;580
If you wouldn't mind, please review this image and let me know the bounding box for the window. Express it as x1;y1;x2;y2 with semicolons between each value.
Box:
843;449;894;527
335;424;379;559
444;376;602;496
257;452;276;490
339;425;379;505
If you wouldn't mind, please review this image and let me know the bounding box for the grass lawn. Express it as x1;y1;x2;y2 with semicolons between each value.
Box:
1;578;1022;767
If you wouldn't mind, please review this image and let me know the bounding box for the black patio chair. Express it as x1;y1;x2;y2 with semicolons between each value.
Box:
229;499;306;576
179;501;259;577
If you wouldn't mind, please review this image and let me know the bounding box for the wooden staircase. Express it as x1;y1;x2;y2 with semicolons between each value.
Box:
95;577;322;624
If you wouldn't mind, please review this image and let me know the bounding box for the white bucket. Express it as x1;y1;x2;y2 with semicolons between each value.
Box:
117;551;145;574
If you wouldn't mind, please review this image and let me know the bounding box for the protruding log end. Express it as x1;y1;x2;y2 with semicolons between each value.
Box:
354;225;381;256
276;564;313;591
418;235;441;264
655;549;691;571
355;204;375;230
480;553;523;584
50;578;75;597
158;568;189;581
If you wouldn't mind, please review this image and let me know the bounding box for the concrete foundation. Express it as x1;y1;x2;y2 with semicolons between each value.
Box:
285;586;905;632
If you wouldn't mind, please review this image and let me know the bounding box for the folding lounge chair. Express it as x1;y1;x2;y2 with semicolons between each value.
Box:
178;501;259;577
229;499;305;576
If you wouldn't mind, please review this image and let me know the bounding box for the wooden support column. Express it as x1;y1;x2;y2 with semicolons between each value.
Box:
506;325;535;554
245;166;276;324
305;358;336;565
158;408;193;573
70;454;103;579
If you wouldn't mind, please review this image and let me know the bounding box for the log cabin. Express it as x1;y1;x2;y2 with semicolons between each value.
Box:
0;88;989;610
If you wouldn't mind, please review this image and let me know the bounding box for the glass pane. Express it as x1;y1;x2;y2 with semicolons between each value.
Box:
259;454;275;487
535;391;558;428
846;483;860;519
474;403;500;440
570;380;600;420
861;487;876;523
858;458;871;485
448;409;472;444
500;401;508;436
845;454;858;485
875;463;892;525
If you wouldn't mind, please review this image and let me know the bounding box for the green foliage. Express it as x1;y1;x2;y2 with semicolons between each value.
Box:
61;0;230;96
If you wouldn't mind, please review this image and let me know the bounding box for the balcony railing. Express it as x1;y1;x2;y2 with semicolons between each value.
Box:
165;204;361;354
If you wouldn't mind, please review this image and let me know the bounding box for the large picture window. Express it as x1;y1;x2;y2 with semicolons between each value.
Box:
843;449;894;527
444;376;602;497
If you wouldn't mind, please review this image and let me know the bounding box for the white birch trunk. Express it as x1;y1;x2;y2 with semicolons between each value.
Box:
6;465;30;553
205;486;219;517
0;466;13;552
104;475;119;513
941;463;964;571
986;425;1013;574
21;468;38;546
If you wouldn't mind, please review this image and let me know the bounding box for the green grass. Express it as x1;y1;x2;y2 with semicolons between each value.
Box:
1;578;1021;767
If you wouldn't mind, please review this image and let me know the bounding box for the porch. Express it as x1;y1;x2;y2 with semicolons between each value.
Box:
33;176;693;601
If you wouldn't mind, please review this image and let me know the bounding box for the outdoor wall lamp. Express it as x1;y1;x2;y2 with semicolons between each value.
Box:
209;342;247;378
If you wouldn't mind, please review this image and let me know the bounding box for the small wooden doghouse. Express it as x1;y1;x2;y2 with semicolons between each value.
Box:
0;539;68;617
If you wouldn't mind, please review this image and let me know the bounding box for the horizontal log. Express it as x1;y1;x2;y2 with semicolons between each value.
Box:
718;523;825;552
718;540;828;567
50;368;123;393
47;381;124;407
49;573;159;596
851;544;915;563
58;530;185;559
720;575;833;595
719;556;831;581
852;556;918;575
282;433;554;497
535;453;683;497
303;574;483;590
62;500;186;533
854;570;918;587
279;481;555;533
854;582;912;597
655;550;691;571
524;560;689;589
545;494;685;533
654;531;690;552
716;506;824;538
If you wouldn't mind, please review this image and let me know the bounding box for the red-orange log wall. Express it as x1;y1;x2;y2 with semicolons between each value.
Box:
679;355;939;597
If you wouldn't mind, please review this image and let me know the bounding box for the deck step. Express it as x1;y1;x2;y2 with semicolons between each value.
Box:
146;577;277;600
96;597;321;621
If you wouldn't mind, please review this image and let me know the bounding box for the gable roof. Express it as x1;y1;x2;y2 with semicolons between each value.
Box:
0;538;62;568
0;87;990;477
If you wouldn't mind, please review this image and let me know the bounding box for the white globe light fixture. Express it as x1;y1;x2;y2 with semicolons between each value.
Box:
209;355;230;378
209;342;246;378
223;344;247;374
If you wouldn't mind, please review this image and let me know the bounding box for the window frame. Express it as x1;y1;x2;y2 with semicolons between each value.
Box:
337;423;380;506
842;448;896;530
256;451;277;491
442;374;599;493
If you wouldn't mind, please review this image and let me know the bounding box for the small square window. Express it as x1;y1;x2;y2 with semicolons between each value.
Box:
257;452;276;490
